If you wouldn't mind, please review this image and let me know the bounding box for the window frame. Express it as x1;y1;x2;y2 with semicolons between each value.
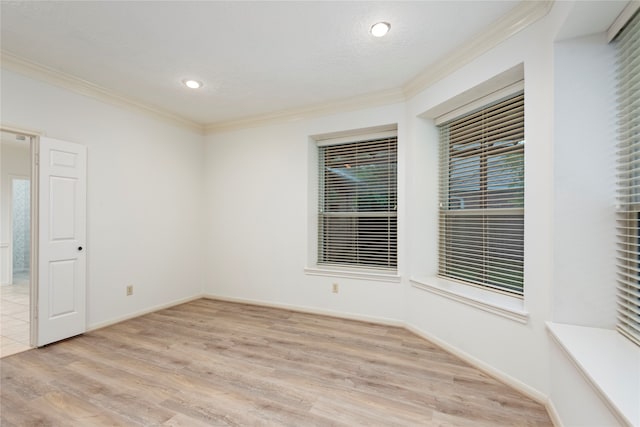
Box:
314;130;398;272
437;91;525;297
614;8;640;347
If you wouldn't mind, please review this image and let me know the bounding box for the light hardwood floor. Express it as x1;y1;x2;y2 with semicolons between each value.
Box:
0;299;552;426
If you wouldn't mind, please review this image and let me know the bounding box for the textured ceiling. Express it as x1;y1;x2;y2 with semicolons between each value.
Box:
1;1;525;127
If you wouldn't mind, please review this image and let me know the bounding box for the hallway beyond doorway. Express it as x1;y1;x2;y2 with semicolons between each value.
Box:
0;279;30;357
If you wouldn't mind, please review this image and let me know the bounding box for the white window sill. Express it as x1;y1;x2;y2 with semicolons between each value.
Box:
547;322;640;427
410;276;528;324
304;266;401;283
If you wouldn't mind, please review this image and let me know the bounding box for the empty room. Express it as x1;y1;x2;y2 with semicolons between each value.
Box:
0;1;638;426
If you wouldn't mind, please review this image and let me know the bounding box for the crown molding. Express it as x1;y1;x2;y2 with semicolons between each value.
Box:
403;0;554;99
0;51;204;134
204;87;406;134
1;1;552;135
608;0;640;42
207;0;552;133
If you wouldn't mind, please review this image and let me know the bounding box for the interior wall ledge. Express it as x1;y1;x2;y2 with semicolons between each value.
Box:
547;322;640;427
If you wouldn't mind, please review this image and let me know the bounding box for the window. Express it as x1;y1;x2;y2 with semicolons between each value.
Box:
615;10;640;347
438;92;524;296
317;133;397;270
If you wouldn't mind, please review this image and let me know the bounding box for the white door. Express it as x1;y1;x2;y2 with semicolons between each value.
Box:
37;137;87;346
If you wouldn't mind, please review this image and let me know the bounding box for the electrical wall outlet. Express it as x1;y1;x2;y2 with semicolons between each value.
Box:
332;283;339;293
126;285;133;296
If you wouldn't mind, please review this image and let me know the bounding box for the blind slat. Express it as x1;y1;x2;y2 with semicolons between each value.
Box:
438;92;524;296
615;10;640;347
318;135;398;269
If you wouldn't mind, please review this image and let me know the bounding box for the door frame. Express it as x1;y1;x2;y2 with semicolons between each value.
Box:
1;125;40;347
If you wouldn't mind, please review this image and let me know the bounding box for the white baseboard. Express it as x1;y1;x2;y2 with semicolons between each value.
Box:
545;397;564;427
404;324;548;405
88;292;554;424
87;294;202;332
204;293;550;411
202;293;405;327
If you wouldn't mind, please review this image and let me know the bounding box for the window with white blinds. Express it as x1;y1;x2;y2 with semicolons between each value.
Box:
615;10;640;347
438;93;524;296
317;135;397;269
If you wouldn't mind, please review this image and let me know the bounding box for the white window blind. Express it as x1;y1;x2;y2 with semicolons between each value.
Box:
615;10;640;347
318;135;397;269
438;93;525;296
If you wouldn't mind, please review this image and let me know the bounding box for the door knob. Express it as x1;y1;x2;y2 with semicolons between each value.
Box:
78;246;83;251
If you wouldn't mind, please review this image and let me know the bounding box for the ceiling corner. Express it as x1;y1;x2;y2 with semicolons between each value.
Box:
1;50;205;134
403;0;554;99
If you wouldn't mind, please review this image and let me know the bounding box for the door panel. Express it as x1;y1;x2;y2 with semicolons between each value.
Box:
38;137;86;346
49;260;76;316
50;177;76;240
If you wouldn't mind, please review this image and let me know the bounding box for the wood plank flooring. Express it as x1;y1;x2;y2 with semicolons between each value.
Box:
0;299;552;426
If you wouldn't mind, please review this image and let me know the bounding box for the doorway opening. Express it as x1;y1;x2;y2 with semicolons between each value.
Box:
1;131;33;357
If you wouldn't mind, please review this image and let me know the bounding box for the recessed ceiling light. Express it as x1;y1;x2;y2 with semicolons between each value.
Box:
183;79;203;89
370;22;390;38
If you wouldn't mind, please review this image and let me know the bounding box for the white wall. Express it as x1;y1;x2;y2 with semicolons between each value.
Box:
553;32;617;328
0;1;627;424
204;0;563;397
549;29;623;427
0;69;206;327
0;140;31;284
404;3;563;398
549;340;623;427
204;104;407;324
204;1;627;425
